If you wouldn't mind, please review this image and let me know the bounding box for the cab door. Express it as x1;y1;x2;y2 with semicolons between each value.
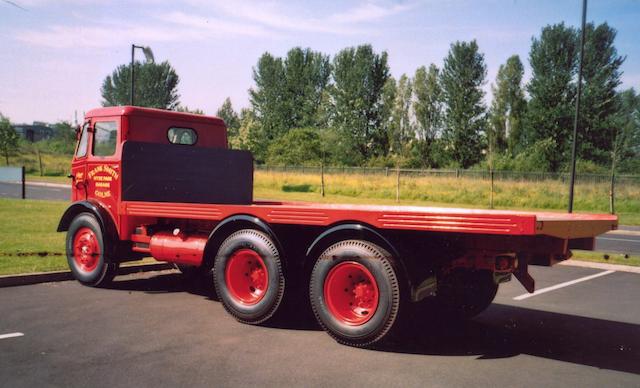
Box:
85;117;121;220
70;122;90;201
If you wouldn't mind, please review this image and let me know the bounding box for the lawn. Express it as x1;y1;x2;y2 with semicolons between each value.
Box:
0;198;67;275
0;197;637;276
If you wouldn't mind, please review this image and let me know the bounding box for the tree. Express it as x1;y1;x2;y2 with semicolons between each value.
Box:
101;61;180;110
389;74;414;157
489;55;527;155
579;22;625;164
249;48;331;148
525;23;578;171
266;128;323;166
330;44;390;163
216;97;240;141
440;40;488;168
283;47;332;128
413;64;443;166
612;88;640;173
176;106;204;114
0;114;19;165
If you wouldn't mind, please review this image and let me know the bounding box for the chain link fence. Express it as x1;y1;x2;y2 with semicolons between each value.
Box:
256;165;640;185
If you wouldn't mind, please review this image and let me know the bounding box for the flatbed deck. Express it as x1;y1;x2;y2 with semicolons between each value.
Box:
121;200;618;239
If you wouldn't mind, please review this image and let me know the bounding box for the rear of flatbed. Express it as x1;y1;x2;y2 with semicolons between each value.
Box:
58;106;619;347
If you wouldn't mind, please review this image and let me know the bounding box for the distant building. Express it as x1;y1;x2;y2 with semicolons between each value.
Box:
13;122;54;142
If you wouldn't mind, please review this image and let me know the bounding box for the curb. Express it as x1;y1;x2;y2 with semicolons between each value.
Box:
559;259;640;274
25;181;70;189
0;262;174;288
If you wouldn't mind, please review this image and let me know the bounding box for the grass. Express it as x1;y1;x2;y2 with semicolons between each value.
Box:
572;250;640;267
9;151;71;177
0;198;67;275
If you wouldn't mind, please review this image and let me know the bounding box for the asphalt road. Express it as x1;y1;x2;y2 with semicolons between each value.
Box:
0;181;69;201
0;265;638;387
2;181;639;255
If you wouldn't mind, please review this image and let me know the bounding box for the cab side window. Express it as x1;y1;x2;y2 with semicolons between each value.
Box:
76;123;89;158
93;121;118;157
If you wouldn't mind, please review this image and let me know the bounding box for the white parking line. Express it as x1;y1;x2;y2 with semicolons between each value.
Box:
0;332;24;340
598;237;640;243
514;270;615;301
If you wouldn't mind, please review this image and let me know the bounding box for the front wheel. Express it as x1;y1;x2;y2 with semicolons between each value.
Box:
309;240;403;347
66;213;118;287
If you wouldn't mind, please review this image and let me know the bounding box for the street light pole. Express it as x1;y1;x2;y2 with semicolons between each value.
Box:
130;44;155;106
130;44;135;106
568;0;587;213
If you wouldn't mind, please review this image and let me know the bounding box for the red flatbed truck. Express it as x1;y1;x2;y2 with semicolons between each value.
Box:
58;106;618;347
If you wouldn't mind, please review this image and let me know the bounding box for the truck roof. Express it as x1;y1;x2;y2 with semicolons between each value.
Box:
85;106;225;126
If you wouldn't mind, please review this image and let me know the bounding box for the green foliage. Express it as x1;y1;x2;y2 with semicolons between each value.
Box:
413;64;444;167
389;74;414;157
249;47;331;151
578;23;625;164
101;61;180;109
176;106;204;114
613;88;640;173
330;44;391;162
440;40;487;168
266;128;323;166
525;23;578;171
0;114;19;164
216;97;240;140
489;55;526;156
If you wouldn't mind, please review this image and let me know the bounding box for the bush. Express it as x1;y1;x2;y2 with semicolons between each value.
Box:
266;128;323;166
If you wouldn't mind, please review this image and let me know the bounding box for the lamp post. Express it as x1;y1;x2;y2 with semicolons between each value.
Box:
568;0;587;213
130;44;155;106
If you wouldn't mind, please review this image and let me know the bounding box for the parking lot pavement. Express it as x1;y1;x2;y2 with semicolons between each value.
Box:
0;265;638;387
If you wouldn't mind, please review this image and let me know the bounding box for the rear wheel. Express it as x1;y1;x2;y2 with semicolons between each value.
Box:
66;213;118;287
213;229;285;324
309;240;402;347
434;270;498;319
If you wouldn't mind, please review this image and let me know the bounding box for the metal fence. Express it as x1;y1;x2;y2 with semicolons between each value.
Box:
255;165;640;185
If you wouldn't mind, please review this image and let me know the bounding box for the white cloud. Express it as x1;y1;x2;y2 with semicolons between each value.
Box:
186;0;419;35
12;1;420;48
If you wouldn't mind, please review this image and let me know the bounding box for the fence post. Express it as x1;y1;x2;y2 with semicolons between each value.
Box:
456;169;460;178
36;148;44;176
321;162;325;198
609;171;615;214
21;166;26;199
396;167;400;203
385;167;389;177
490;169;494;209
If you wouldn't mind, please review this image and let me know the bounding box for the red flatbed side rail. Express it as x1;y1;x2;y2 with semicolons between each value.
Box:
120;201;616;239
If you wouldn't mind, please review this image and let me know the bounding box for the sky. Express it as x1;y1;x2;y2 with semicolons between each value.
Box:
0;0;639;124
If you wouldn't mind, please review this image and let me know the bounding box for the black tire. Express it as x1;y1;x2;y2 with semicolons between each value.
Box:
213;229;285;324
309;240;402;347
433;269;498;320
66;213;118;287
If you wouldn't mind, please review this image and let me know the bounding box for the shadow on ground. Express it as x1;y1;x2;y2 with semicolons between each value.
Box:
106;272;640;375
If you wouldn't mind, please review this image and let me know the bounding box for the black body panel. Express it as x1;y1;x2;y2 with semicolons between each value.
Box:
121;141;253;204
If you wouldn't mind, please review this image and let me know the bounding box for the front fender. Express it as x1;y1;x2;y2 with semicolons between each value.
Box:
57;200;119;243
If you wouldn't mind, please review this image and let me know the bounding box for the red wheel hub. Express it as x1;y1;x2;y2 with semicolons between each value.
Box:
324;261;379;325
72;227;100;272
225;249;269;305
